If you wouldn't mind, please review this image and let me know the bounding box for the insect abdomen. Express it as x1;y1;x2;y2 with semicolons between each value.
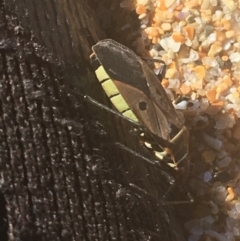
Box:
95;65;138;122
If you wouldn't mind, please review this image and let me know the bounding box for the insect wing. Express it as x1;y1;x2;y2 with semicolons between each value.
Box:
92;39;171;141
140;62;183;129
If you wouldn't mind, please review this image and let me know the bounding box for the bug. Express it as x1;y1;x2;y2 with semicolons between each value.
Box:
84;39;192;204
89;39;189;169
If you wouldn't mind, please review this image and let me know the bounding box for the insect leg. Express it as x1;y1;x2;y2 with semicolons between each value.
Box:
129;183;194;206
116;142;159;166
84;95;141;127
161;181;194;205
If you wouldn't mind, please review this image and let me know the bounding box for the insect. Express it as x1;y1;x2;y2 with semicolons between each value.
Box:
89;39;189;171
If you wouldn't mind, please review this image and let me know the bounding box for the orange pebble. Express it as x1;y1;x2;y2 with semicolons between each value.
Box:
180;83;191;95
165;68;178;78
194;66;206;80
208;42;222;57
161;78;169;88
212;101;224;108
222;75;232;87
198;51;207;59
136;5;146;15
206;89;217;103
185;25;195;40
216;83;229;99
184;0;199;8
152;37;158;44
221;19;231;30
172;33;185;43
214;20;222;28
158;1;167;10
144;27;160;38
216;31;226;42
225;30;235;39
154;10;174;24
176;4;184;10
225;187;235;202
222;55;229;61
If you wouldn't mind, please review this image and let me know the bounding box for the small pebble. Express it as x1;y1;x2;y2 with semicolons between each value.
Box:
202;151;216;164
203;171;213;182
165;68;178;78
225;187;235;202
203;133;222;150
161;22;172;31
180;83;191;95
233;123;240;140
217;155;232;169
206;89;217;103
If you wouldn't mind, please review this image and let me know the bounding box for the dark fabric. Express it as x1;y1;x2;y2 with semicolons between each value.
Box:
0;4;186;241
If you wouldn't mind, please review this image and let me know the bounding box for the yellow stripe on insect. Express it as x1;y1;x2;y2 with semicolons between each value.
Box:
95;65;111;82
110;95;138;122
101;79;120;97
122;109;138;122
95;66;138;122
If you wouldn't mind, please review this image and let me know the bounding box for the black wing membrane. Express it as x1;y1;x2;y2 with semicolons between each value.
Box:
93;39;170;140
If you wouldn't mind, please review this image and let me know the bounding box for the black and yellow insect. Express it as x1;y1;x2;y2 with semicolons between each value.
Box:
90;39;189;170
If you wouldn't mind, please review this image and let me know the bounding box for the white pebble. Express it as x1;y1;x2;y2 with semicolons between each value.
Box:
233;227;240;236
203;171;212;182
200;98;209;110
227;207;238;219
234;185;240;196
223;39;231;50
202;32;217;48
203;215;215;224
188;100;200;110
202;56;218;67
214;185;227;202
141;16;149;25
217;150;227;159
203;133;222;150
226;217;238;230
174;100;188;110
209;200;219;214
181;58;190;63
229;52;240;62
217;155;232;168
210;0;218;6
138;13;147;19
234;203;240;212
185;219;200;231
225;231;234;241
137;0;149;5
204;230;228;241
168;78;180;88
185;38;192;46
226;93;240;104
215;113;235;129
160;36;181;52
189;49;199;61
188;234;201;241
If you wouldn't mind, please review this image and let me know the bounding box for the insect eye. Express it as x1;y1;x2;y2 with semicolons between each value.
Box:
139;101;147;111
